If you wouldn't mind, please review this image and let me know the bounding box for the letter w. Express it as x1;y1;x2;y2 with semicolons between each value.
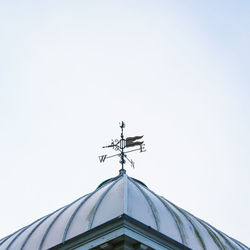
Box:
99;155;107;163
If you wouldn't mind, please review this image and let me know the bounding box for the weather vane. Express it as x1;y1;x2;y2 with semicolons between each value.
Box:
99;121;146;173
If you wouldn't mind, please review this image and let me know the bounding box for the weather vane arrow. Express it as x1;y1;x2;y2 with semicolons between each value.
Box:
99;121;146;173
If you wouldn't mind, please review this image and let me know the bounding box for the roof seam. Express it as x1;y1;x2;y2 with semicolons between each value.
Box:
197;218;238;249
88;176;122;229
5;215;49;250
128;177;160;231
165;199;206;249
197;218;225;249
232;239;250;250
62;191;98;242
146;190;186;245
62;175;120;243
20;206;65;250
223;231;249;250
208;218;246;249
0;228;25;247
38;194;88;250
186;211;225;250
215;226;246;250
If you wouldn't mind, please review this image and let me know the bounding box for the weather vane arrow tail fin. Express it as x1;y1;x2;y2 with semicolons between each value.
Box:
126;135;143;141
126;140;144;148
126;135;144;148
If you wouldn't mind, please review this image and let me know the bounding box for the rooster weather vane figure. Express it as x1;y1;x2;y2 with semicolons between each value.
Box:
99;121;146;171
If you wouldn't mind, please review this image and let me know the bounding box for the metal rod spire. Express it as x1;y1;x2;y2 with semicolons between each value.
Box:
120;121;125;170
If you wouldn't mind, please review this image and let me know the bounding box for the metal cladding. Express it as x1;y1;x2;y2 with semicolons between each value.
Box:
0;174;248;250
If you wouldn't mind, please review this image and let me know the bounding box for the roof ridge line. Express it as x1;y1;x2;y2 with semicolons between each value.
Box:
123;174;128;214
128;176;160;231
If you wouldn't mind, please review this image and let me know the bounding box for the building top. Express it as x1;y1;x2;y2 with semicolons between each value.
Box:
0;173;248;250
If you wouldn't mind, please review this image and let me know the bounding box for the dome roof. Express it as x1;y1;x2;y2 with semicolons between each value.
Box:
0;174;248;250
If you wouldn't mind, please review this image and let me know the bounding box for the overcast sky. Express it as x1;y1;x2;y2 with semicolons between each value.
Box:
0;0;250;247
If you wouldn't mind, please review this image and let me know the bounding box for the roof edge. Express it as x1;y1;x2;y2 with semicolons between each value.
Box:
49;214;191;250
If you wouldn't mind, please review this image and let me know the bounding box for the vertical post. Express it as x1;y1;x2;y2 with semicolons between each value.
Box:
120;121;125;170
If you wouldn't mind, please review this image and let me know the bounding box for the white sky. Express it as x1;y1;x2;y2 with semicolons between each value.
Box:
0;0;250;247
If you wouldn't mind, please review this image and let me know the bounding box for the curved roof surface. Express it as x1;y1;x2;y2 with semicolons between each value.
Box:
0;173;248;250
